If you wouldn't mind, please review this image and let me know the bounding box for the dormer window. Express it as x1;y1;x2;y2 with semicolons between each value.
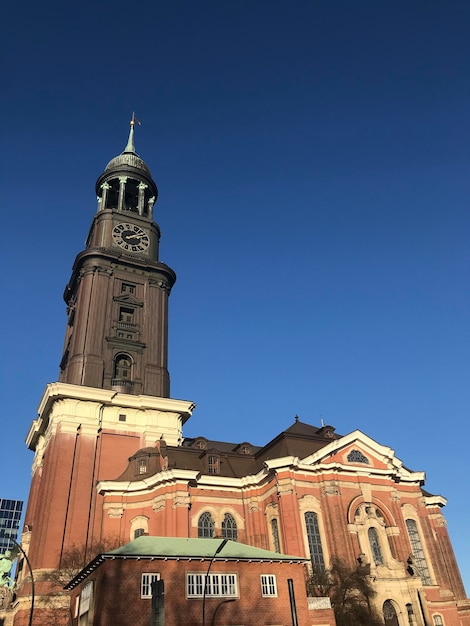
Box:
208;455;219;475
240;445;251;455
137;458;148;475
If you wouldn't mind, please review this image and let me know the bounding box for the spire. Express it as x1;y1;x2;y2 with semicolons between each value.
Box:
123;113;141;154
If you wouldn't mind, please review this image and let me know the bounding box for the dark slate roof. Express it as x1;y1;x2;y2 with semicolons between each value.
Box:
109;418;342;482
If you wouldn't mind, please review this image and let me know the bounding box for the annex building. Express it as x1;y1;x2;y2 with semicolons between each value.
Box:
6;122;470;626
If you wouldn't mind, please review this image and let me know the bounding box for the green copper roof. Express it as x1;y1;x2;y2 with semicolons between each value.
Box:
107;536;306;562
65;537;307;590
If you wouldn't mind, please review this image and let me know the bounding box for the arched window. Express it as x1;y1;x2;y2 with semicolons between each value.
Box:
114;354;132;380
383;600;399;626
305;511;325;569
130;516;148;542
405;519;432;585
221;513;238;541
271;519;281;553
198;512;215;538
433;615;444;626
368;527;384;565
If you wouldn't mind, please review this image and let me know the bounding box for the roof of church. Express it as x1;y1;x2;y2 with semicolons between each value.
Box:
95;117;156;193
111;418;342;481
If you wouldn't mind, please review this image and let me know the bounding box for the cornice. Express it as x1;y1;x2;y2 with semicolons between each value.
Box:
26;382;195;450
264;431;426;485
423;494;447;508
98;468;200;496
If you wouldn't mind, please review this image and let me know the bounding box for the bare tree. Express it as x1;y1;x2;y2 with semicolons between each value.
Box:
307;557;383;626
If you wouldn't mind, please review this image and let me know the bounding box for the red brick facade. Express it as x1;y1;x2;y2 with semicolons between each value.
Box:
68;558;323;626
9;129;470;626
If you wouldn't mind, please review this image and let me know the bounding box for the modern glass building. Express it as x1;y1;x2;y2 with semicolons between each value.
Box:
0;499;23;554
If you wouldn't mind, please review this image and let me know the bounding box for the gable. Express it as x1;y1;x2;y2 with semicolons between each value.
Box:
296;430;426;484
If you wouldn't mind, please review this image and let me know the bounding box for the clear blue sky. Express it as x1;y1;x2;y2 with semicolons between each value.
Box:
2;0;469;591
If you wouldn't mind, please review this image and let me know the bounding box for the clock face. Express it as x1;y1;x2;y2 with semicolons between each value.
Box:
112;223;150;252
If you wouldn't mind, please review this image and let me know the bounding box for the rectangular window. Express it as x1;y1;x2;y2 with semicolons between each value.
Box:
186;573;238;598
79;581;92;616
119;307;134;323
138;459;148;474
141;573;160;599
121;283;136;294
261;574;277;597
208;455;219;475
118;414;126;422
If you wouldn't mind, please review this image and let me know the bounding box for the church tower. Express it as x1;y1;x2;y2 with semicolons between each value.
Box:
16;121;195;624
60;118;174;397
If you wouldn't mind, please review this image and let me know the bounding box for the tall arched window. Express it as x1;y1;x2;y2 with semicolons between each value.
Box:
406;519;432;585
271;519;281;553
221;513;238;541
305;511;325;569
368;527;384;565
198;512;215;538
383;600;399;626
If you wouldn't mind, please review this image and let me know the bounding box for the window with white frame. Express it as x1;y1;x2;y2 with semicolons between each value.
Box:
141;573;160;598
78;581;93;624
186;573;238;598
260;574;277;597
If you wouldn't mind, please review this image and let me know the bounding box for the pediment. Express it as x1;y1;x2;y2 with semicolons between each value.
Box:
298;430;425;484
113;294;144;307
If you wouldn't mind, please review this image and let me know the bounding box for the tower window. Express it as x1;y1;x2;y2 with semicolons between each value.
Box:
198;512;215;538
134;528;145;539
114;354;132;380
305;511;325;569
221;513;238;541
119;307;134;323
118;414;126;422
121;283;135;294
